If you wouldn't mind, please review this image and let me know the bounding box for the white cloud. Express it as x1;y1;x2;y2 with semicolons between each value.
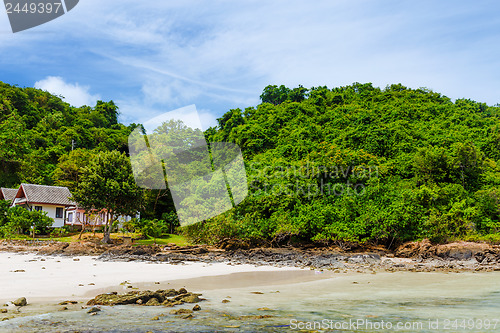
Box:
3;0;500;128
74;0;500;107
34;76;100;107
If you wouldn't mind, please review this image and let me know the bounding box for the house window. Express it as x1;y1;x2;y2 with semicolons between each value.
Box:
34;206;42;212
68;213;73;223
56;207;64;219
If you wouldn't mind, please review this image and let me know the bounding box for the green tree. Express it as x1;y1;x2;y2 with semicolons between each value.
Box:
53;148;94;191
72;151;142;243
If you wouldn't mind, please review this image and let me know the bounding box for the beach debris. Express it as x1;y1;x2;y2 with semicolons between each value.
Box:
87;307;101;314
12;270;25;273
251;291;264;295
58;301;78;305
192;304;201;311
257;307;274;311
170;308;193;315
239;315;274;320
12;297;27;307
87;289;203;307
73;258;80;261
222;299;230;303
0;309;7;313
181;314;193;319
151;316;159;321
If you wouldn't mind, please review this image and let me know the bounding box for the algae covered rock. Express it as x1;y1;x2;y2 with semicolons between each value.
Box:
13;297;27;306
87;289;203;307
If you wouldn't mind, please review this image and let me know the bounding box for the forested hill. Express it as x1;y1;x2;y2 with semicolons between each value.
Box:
2;80;500;246
0;81;135;187
194;83;500;246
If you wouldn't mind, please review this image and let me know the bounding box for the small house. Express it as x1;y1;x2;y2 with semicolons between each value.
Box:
66;206;137;230
12;183;76;227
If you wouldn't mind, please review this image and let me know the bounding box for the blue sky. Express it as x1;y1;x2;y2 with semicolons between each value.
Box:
1;0;500;129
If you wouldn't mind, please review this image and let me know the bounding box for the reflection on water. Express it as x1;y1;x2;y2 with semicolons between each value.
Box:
2;272;500;332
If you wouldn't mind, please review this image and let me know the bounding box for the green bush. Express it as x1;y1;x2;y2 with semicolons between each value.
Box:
0;205;53;237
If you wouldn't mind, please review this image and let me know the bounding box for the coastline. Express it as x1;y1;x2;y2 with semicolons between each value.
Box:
1;246;500;331
1;238;500;274
0;238;498;306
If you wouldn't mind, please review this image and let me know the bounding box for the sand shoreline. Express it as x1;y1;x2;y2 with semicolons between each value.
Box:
0;252;307;304
2;250;500;331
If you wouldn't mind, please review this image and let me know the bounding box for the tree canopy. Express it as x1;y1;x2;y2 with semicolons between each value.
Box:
189;83;500;246
2;80;500;246
71;150;142;243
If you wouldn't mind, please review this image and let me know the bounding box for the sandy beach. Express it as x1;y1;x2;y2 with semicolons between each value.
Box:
1;250;500;332
0;252;305;304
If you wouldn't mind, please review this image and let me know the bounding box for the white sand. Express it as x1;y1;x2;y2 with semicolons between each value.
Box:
0;252;300;303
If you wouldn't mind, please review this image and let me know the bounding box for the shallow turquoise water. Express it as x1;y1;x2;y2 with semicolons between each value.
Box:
2;272;500;332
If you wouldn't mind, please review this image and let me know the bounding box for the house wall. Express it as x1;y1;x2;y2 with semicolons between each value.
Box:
66;209;107;227
66;209;138;229
33;204;66;228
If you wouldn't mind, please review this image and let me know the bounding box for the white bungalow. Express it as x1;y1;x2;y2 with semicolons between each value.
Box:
11;183;76;228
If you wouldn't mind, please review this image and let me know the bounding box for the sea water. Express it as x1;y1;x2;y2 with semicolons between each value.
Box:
1;271;499;332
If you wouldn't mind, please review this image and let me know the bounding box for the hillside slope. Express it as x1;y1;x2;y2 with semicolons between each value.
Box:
189;83;500;246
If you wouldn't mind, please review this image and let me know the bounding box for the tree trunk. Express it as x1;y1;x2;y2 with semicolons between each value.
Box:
78;225;84;240
101;211;112;244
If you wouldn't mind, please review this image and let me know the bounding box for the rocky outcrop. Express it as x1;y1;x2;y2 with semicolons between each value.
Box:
395;239;434;258
87;289;203;307
395;239;500;262
2;238;500;273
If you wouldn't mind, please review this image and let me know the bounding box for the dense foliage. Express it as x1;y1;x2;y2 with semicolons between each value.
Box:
0;81;134;187
2;80;500;246
184;83;500;246
0;200;53;237
0;81;168;221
